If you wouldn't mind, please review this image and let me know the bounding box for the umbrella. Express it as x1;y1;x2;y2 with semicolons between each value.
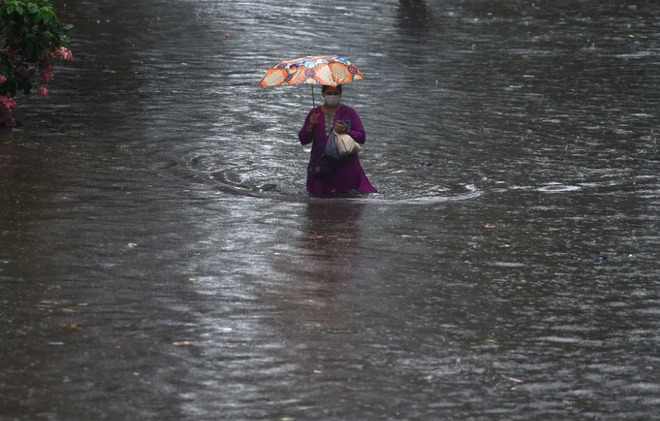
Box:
259;55;363;106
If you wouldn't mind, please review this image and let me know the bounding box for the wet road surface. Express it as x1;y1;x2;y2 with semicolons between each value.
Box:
1;0;658;419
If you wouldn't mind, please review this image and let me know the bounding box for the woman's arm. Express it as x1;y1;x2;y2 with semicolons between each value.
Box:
298;109;318;145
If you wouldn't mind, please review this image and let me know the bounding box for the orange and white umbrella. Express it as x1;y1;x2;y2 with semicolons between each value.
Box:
259;55;363;105
260;55;363;87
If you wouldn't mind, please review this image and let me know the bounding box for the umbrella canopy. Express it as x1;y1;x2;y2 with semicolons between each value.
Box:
259;55;363;88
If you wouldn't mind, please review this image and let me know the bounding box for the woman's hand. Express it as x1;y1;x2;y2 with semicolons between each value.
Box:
307;113;319;132
333;121;347;133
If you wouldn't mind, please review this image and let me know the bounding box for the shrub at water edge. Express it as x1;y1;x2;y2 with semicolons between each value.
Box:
0;0;73;127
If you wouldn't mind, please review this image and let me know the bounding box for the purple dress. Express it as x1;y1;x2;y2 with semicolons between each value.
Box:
298;104;377;197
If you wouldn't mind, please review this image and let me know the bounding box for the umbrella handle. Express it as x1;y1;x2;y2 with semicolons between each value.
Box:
311;84;315;107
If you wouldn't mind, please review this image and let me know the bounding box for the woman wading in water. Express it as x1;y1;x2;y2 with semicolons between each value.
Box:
298;85;376;197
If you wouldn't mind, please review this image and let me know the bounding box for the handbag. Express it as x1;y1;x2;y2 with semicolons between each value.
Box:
324;110;361;159
333;131;362;157
308;149;335;179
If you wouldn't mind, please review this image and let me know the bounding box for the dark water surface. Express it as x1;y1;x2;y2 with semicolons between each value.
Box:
1;0;658;419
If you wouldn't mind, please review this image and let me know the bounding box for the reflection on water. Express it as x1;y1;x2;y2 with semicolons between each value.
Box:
303;201;364;256
1;0;658;419
270;201;366;314
291;201;365;308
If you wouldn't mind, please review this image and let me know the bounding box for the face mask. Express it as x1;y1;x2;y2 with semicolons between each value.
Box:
324;94;341;107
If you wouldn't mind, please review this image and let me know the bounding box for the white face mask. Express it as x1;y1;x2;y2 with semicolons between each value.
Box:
324;94;341;107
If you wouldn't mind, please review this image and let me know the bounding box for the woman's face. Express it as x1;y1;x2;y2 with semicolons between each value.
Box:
323;87;342;107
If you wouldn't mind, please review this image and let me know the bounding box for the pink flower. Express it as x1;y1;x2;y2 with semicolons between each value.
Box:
53;46;73;61
39;87;49;97
40;62;54;82
0;96;17;111
0;95;15;127
0;75;6;84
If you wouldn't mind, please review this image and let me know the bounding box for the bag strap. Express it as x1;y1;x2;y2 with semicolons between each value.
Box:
336;105;349;121
334;106;352;132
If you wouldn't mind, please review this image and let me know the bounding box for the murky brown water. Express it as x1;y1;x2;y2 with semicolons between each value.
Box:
1;0;658;419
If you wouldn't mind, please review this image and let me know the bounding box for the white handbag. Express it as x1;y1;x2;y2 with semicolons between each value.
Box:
333;131;362;157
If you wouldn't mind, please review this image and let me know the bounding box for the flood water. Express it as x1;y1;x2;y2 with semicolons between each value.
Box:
1;0;658;419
